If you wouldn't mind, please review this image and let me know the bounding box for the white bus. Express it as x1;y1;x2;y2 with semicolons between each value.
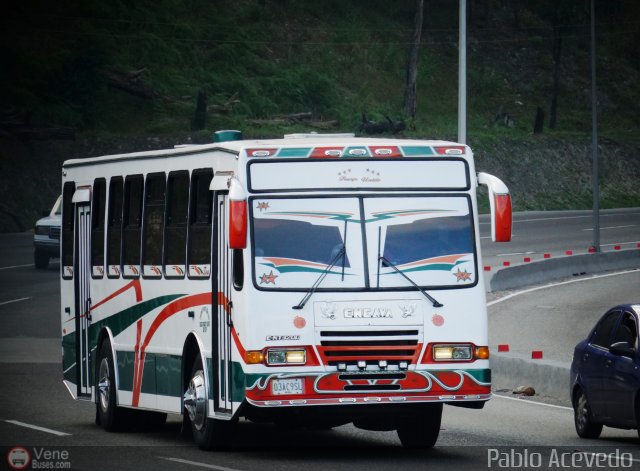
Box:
60;132;512;449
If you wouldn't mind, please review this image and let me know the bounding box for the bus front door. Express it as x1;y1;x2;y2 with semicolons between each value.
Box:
74;202;92;398
214;192;233;415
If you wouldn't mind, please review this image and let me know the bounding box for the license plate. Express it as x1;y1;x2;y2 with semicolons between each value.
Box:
271;378;304;396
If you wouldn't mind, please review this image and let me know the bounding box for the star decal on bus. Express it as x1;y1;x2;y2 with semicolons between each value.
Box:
257;202;270;212
454;268;472;282
260;270;278;285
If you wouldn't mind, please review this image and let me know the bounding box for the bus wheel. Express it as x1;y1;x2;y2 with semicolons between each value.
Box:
96;340;132;432
184;355;233;450
396;403;442;449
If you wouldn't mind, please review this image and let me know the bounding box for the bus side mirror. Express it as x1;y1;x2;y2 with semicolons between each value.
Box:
477;172;512;242
228;178;247;249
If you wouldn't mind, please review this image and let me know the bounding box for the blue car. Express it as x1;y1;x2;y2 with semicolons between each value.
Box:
570;304;639;439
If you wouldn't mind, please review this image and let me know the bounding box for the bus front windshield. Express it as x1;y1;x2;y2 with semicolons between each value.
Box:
251;196;477;290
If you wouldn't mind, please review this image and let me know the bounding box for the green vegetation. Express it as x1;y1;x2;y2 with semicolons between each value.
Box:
1;0;639;231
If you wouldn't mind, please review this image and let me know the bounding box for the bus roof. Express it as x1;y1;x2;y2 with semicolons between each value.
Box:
62;136;469;168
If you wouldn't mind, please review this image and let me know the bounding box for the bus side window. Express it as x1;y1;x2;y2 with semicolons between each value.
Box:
61;182;76;279
142;173;166;278
106;177;124;278
122;175;143;278
164;171;189;278
91;178;106;278
187;169;213;279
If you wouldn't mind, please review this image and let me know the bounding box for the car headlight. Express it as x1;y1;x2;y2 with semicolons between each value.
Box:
35;225;49;235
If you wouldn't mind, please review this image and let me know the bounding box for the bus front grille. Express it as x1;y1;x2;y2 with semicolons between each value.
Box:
317;329;422;368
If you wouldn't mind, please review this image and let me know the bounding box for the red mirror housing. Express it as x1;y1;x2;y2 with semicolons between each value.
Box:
228;178;247;249
477;172;512;242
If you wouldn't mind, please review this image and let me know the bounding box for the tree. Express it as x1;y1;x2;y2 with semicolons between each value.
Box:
403;0;424;119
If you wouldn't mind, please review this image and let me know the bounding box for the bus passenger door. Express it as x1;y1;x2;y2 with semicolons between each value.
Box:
214;192;233;414
74;201;92;398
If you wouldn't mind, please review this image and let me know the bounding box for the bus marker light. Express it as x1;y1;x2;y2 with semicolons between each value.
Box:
378;360;388;369
337;363;347;371
389;396;406;402
339;398;357;403
357;360;367;370
399;361;408;370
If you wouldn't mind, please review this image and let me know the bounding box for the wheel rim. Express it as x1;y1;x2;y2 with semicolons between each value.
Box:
576;393;589;432
184;369;207;431
98;358;110;412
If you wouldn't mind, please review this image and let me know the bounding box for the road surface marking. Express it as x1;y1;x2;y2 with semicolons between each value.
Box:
63;362;76;374
158;457;242;471
0;297;31;307
601;240;640;247
4;420;71;436
496;251;534;257
487;269;639;307
492;394;572;411
513;212;640;223
582;225;637;231
0;264;34;270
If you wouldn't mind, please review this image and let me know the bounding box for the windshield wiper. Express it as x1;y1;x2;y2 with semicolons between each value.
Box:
378;256;443;307
376;227;443;308
293;220;348;310
292;246;346;310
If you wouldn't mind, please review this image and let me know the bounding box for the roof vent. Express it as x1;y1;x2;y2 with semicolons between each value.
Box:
284;133;355;139
213;130;243;143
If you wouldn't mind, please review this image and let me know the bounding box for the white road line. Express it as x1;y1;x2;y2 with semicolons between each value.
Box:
63;362;76;374
487;269;639;307
4;420;71;436
582;225;637;231
513;212;640;223
601;240;640;247
157;457;242;471
0;297;31;307
0;264;34;270
496;251;535;257
492;394;573;411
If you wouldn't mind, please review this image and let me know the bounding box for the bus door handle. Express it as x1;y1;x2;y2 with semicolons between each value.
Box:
85;298;92;323
226;301;233;328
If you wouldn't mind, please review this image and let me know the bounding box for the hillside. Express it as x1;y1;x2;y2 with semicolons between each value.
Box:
1;0;639;231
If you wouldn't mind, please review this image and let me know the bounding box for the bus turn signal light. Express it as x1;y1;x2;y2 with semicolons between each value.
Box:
475;346;490;360
245;351;264;364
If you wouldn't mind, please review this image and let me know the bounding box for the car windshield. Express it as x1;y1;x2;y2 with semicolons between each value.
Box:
251;196;477;290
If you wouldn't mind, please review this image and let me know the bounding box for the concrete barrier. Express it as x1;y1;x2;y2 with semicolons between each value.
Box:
490;249;640;292
491;353;571;402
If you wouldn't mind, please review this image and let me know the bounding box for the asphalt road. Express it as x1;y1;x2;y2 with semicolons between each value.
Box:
488;270;640;364
0;214;639;470
479;207;640;269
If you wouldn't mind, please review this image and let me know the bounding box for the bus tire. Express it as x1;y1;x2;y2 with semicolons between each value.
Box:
396;403;442;449
34;250;49;269
96;339;132;432
185;355;233;450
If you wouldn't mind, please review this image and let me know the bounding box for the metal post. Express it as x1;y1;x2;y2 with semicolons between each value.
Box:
458;0;467;144
591;0;600;252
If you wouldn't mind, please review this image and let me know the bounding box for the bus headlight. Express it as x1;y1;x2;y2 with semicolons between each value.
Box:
266;349;306;366
433;345;473;361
